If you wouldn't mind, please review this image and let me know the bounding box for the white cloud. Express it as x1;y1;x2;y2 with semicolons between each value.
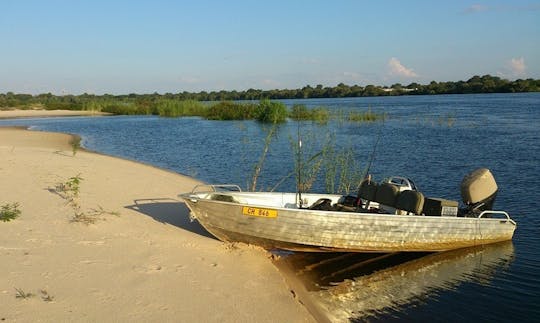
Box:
497;57;527;79
262;79;281;88
300;57;321;65
342;71;361;80
463;4;489;14
387;57;418;78
177;76;201;84
462;3;540;14
508;57;526;76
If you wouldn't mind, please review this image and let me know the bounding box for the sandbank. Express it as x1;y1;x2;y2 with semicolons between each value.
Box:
0;127;313;322
0;109;110;119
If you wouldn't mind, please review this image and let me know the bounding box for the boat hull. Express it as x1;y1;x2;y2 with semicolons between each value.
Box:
181;192;516;253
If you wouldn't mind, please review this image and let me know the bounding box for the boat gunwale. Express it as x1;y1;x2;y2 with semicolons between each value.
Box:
179;191;517;225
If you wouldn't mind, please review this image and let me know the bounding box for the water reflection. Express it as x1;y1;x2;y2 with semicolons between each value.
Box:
274;241;514;322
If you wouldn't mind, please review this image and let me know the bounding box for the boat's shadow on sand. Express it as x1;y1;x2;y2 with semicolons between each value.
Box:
125;198;216;239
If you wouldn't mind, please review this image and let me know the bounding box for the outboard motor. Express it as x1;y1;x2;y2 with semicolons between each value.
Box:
460;168;498;214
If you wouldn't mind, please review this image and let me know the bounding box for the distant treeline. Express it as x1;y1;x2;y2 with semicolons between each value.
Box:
1;74;538;110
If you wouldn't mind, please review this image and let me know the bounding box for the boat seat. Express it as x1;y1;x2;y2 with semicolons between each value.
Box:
308;198;333;210
358;179;378;210
374;183;400;208
395;190;425;215
358;179;378;207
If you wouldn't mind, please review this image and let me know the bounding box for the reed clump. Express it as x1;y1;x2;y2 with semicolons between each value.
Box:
288;130;365;195
289;104;311;120
289;104;330;124
311;107;330;124
205;101;258;120
348;108;386;122
156;99;205;117
255;100;288;123
32;95;388;125
101;103;153;115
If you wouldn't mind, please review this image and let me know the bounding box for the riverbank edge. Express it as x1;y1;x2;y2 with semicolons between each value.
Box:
0;109;111;119
0;126;315;322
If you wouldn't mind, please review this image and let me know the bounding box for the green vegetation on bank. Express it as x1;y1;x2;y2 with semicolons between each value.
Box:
1;74;536;122
1;75;538;108
0;94;385;123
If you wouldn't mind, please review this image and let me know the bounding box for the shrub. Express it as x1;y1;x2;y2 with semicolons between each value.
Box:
44;101;82;110
101;103;148;115
255;99;287;123
289;104;310;120
156;99;206;117
206;101;258;120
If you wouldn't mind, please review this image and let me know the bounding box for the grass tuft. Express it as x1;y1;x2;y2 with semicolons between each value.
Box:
15;288;33;299
1;202;21;222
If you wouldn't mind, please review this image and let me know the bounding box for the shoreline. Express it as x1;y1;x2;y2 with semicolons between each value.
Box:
0;109;111;119
0;126;314;322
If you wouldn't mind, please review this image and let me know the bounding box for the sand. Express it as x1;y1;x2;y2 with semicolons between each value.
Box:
0;127;314;322
0;109;110;119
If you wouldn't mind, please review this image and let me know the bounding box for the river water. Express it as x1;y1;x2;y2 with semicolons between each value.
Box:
1;93;539;322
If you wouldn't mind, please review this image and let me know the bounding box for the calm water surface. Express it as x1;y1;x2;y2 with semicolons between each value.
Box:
2;93;539;322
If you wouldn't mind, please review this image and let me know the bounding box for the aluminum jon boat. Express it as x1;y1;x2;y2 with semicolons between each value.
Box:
180;168;516;252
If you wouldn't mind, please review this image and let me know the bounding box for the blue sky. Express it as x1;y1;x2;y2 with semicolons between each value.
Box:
1;0;539;94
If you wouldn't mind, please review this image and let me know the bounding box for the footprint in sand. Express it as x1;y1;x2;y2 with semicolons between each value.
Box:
133;264;163;274
174;264;186;271
77;240;106;246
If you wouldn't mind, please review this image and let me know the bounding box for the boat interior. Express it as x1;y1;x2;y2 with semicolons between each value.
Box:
186;168;504;219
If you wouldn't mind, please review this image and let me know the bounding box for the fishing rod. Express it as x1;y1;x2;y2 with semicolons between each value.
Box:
365;119;384;178
357;119;384;209
297;120;303;207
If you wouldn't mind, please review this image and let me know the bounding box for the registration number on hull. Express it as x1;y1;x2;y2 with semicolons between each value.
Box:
242;206;278;218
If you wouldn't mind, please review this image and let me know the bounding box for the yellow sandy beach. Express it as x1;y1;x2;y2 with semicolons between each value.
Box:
0;123;314;322
0;109;110;119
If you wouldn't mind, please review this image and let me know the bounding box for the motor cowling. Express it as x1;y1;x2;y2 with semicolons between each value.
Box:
460;168;498;212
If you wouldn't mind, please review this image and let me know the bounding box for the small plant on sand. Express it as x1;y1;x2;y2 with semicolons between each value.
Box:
70;136;81;156
70;210;93;224
0;202;21;222
52;174;118;224
54;174;84;222
71;205;119;224
15;288;34;299
55;174;83;202
40;289;54;302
